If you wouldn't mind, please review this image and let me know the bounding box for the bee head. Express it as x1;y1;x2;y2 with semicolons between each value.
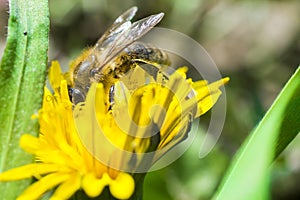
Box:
69;47;94;86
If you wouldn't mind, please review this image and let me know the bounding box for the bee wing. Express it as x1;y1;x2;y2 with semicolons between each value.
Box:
95;6;138;46
93;12;164;73
114;6;138;24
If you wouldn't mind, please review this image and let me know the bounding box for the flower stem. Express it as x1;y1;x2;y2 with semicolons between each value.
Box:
130;173;147;200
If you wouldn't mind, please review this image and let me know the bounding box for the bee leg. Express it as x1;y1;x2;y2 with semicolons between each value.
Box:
108;85;115;110
136;62;170;83
137;62;160;80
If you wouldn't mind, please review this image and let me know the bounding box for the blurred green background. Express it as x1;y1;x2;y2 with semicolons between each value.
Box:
0;0;299;199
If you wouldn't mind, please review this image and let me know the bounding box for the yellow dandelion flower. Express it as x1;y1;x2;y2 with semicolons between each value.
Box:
0;60;228;199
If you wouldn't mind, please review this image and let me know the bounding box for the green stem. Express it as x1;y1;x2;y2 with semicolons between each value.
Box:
130;173;146;200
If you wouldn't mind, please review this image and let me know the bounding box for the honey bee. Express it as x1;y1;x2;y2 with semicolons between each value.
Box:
67;7;171;105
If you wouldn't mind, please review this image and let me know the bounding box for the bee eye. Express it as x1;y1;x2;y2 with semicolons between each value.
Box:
67;86;74;102
90;68;97;77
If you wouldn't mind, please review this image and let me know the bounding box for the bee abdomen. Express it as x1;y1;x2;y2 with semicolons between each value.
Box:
125;42;170;66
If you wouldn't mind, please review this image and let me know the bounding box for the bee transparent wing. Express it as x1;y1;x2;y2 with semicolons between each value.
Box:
95;6;138;47
114;6;138;24
93;12;164;73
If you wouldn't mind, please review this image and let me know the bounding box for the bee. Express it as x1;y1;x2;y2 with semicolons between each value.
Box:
67;7;171;105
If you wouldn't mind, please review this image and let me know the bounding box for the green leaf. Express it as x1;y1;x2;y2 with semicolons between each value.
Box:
0;0;49;198
213;67;300;200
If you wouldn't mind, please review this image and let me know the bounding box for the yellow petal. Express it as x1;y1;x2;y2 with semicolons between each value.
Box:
17;173;70;200
19;134;40;153
192;80;208;88
50;173;81;200
42;86;56;110
49;61;64;91
195;77;229;117
109;172;135;200
95;83;109;113
197;90;222;116
60;80;71;102
176;66;188;78
0;163;66;181
82;173;110;198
